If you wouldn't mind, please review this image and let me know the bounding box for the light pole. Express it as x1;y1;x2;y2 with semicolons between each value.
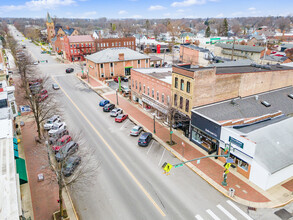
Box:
116;89;119;105
153;114;156;134
221;141;231;186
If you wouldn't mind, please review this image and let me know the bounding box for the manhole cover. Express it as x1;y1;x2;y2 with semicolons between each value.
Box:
274;209;292;220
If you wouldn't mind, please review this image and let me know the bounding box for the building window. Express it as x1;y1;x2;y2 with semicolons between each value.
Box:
180;79;184;91
124;42;126;46
138;60;140;65
135;81;137;89
132;80;134;88
78;49;80;53
89;43;91;47
174;94;177;106
175;77;178;88
167;96;170;106
146;59;148;63
70;44;72;48
185;99;189;112
152;89;154;98
127;42;128;45
101;64;103;68
180;96;183;109
86;48;88;53
74;44;76;48
71;49;73;53
112;43;114;46
85;43;88;47
143;85;145;93
186;82;190;93
77;44;79;48
115;42;118;46
147;87;150;95
82;43;84;47
110;72;114;76
101;73;104;78
74;49;77;53
162;94;164;103
119;42;121;46
139;82;141;92
110;63;113;67
107;43;109;47
157;91;159;101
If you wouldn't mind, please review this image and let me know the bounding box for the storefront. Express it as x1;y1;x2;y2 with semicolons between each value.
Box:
142;94;168;120
190;111;221;154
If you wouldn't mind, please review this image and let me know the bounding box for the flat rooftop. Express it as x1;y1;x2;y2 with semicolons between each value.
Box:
132;67;172;84
193;86;293;122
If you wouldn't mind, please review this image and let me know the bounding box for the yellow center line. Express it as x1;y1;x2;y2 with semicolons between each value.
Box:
52;76;166;217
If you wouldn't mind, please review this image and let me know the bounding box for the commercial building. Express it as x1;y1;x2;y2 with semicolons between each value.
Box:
130;68;172;120
191;86;293;190
63;35;95;62
85;47;150;81
0;80;18;119
179;44;212;66
95;37;136;52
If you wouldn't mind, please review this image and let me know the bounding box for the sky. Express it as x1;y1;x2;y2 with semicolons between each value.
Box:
0;0;292;19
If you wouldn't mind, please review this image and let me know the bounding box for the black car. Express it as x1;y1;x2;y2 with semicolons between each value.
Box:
55;141;79;162
138;132;152;147
121;77;128;82
62;156;81;177
66;68;74;73
103;103;115;112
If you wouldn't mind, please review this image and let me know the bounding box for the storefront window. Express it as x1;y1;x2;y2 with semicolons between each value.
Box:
191;127;218;153
220;149;249;172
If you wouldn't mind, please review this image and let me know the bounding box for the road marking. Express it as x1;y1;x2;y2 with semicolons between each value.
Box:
158;148;166;167
217;204;237;220
227;200;253;220
195;214;204;220
52;76;166;217
206;209;220;220
120;119;130;130
147;140;155;155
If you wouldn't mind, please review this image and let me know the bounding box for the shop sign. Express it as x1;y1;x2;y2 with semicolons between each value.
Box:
142;96;168;114
20;105;31;112
229;136;244;149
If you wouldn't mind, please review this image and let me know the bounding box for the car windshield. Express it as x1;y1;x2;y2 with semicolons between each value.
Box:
132;127;138;131
52;125;58;130
47;120;53;124
117;115;122;119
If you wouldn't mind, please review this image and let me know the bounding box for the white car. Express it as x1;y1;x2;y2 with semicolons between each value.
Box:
110;108;123;117
48;122;67;136
44;115;60;130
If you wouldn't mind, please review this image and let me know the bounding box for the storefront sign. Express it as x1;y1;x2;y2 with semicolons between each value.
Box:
191;111;221;139
229;136;244;149
20;105;31;112
142;96;168;114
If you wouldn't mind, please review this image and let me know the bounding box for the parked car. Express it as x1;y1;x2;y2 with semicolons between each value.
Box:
121;77;128;82
138;132;152;147
66;68;74;73
103;103;115;112
30;84;42;94
48;129;69;145
114;77;119;83
115;114;128;123
39;89;48;95
62;156;81;177
44;115;61;130
48;122;67;136
110;108;123;117
99;99;110;107
38;94;48;102
130;125;143;136
121;85;130;94
52;83;60;90
55;141;79;162
52;135;72;152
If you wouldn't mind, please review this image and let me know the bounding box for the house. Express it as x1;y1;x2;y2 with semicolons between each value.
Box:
93;29;104;39
180;32;196;44
179;44;212;66
85;47;150;81
63;35;95;62
247;35;266;46
130;68;172;120
214;43;270;63
95;37;136;52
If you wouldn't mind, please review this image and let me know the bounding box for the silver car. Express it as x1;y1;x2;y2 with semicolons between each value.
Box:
130;125;143;136
110;108;123;117
48;122;67;136
44;115;60;130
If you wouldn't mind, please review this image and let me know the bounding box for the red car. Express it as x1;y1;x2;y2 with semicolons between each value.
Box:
39;89;48;95
38;94;48;102
114;77;119;83
115;114;128;123
52;135;72;152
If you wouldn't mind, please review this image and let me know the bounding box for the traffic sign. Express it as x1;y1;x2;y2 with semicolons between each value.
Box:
224;169;229;174
225;163;231;170
163;163;173;172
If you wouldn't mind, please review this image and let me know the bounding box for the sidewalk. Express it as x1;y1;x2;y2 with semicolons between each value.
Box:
78;75;293;209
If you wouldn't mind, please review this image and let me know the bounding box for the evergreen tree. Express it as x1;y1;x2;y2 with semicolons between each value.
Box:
205;25;211;37
223;18;228;37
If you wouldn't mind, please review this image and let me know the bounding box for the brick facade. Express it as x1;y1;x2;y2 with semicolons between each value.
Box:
95;37;136;51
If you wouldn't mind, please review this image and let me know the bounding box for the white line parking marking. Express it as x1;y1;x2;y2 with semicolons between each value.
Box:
195;214;204;220
147;140;155;155
120;119;130;130
206;209;221;220
158;148;166;167
217;204;237;220
227;200;253;220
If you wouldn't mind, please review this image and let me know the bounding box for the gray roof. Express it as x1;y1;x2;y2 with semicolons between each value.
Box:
86;47;150;64
216;43;265;53
182;44;210;53
208;59;253;67
281;43;293;49
193;86;293;121
248;117;293;174
263;55;289;62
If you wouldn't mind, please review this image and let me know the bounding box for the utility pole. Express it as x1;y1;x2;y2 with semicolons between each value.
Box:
231;37;236;61
262;35;267;64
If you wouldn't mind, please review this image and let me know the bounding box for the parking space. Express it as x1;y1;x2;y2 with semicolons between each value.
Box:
108;80;129;91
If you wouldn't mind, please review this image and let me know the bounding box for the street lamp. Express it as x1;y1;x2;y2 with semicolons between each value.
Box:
116;89;119;105
221;141;231;186
153;114;156;134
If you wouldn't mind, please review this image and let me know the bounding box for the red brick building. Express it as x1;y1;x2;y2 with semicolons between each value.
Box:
85;47;150;81
63;35;95;62
130;68;172;120
95;37;136;51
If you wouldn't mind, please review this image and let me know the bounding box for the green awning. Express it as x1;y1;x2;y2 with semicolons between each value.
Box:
125;66;133;68
16;158;28;185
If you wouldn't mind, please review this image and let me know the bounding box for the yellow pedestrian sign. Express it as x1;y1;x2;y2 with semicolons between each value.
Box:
225;163;231;170
224;169;229;174
162;162;173;174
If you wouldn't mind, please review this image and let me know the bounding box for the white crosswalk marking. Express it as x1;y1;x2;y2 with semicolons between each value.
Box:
195;214;204;220
206;209;221;220
227;200;254;220
217;204;237;220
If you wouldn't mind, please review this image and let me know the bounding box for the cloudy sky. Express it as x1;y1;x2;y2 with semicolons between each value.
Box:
0;0;292;19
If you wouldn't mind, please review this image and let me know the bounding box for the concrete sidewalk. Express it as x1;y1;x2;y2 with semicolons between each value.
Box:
78;75;293;209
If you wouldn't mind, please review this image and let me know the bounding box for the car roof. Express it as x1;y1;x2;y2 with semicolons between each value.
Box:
64;141;76;150
59;135;70;141
141;132;151;137
133;125;141;129
66;156;80;163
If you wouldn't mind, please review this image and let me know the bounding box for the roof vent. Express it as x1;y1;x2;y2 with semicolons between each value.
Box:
288;94;293;99
261;100;271;107
255;95;259;100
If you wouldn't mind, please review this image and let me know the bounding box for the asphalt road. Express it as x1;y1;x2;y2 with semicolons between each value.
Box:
8;25;263;220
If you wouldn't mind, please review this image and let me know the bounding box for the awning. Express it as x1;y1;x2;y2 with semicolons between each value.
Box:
16;158;28;185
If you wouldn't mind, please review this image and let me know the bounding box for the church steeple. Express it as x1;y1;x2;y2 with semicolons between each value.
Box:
46;12;55;43
47;12;53;24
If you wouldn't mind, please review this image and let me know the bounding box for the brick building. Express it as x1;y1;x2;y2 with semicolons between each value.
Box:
85;47;150;81
95;37;136;51
179;44;211;66
130;68;172;120
63;35;95;62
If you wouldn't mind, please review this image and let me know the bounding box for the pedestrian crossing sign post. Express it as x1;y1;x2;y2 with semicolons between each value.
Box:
162;162;173;175
225;163;231;170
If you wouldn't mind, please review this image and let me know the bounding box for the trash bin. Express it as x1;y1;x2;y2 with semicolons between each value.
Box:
229;188;235;197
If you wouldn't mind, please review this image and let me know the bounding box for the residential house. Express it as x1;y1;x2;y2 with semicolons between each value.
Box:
85;47;150;81
247;35;266;46
180;32;196;44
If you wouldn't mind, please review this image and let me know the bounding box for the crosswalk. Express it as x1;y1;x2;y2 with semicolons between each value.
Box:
195;200;254;220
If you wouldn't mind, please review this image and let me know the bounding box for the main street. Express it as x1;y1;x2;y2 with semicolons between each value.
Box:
9;25;254;220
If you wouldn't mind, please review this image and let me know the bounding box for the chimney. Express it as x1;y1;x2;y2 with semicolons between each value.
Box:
118;53;124;61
